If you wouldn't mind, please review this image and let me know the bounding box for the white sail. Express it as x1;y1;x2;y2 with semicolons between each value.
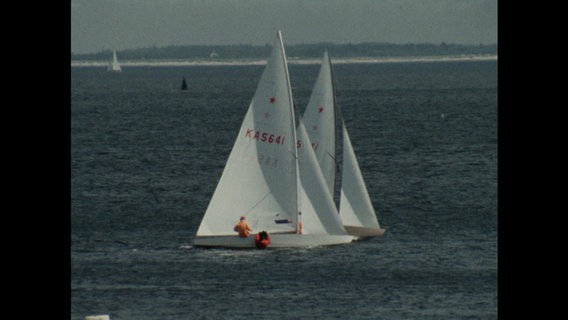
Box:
339;122;384;237
297;118;347;236
301;50;337;196
196;30;298;237
302;49;384;238
108;50;121;72
193;31;353;248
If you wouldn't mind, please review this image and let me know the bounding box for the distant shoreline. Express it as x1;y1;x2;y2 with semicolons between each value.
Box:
71;54;496;67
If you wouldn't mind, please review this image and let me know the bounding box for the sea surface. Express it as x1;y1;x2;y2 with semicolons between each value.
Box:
71;60;497;320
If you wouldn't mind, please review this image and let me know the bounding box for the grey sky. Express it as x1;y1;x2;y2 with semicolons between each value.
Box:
71;0;497;54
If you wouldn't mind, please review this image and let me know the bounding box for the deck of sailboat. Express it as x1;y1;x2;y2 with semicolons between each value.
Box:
193;233;354;249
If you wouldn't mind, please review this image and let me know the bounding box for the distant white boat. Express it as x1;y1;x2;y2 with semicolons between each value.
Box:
193;31;353;249
108;50;121;73
301;49;385;238
85;315;110;320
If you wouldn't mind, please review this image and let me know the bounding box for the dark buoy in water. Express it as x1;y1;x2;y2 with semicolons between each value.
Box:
181;76;188;90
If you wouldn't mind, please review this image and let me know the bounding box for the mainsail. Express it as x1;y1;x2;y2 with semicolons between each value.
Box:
301;50;338;199
196;30;299;237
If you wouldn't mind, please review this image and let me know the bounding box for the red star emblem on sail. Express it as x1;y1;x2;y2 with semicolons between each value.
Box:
318;106;324;113
269;96;276;104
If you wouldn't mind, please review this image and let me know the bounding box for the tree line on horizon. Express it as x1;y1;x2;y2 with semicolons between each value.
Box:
72;42;497;61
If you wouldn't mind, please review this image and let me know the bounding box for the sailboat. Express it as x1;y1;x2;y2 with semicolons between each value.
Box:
193;31;353;249
108;50;122;73
301;49;385;238
181;77;188;90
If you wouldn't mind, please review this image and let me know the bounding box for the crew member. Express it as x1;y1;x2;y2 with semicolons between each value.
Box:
233;216;252;237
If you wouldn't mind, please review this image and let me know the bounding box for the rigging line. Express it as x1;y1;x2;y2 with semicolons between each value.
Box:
235;191;271;230
245;190;272;214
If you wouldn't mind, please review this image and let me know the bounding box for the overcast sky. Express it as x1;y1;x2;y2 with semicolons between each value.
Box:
71;0;497;54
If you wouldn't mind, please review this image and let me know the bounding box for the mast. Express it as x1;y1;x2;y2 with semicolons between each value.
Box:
326;48;342;210
277;30;301;233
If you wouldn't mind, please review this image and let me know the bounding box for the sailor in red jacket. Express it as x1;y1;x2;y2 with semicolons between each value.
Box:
233;216;252;237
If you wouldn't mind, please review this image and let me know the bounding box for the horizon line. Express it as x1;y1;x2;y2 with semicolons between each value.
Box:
71;54;497;67
72;41;498;56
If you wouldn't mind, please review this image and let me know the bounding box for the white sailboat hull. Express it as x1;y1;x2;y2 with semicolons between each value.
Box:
344;226;386;238
193;233;353;249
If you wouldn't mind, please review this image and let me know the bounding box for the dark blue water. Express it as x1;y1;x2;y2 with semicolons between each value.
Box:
71;60;497;320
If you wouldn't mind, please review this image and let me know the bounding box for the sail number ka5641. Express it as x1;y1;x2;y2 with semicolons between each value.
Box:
245;129;286;145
